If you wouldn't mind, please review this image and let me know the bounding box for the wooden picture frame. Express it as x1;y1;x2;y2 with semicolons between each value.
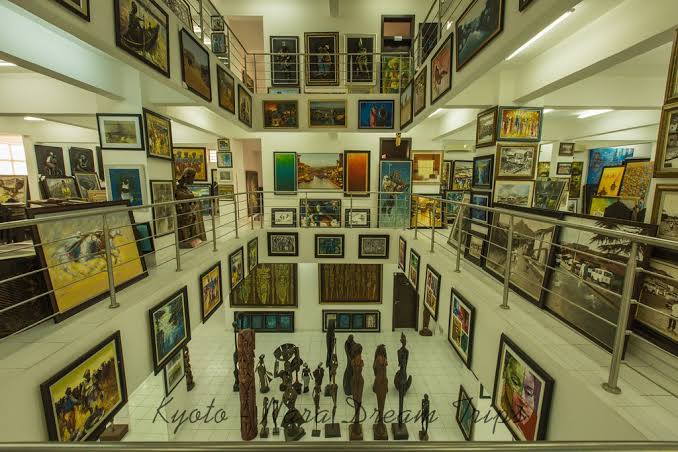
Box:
179;29;212;102
143;108;173;160
476;106;498;148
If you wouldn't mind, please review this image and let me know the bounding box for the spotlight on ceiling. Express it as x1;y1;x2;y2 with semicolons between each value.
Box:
577;109;612;119
506;9;574;61
23;116;45;121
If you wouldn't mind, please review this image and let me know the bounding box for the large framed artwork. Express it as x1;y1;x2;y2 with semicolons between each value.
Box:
236;311;295;332
40;332;127;441
448;289;475;369
400;81;414;129
411;194;444;228
114;0;169;77
497;107;543;143
381;54;411;94
358;234;389;259
267;232;299;256
300;199;341;227
41;176;81;199
0;175;28;204
322;310;381;332
430;35;453;104
35;145;65;176
305;32;339;86
476;107;498;148
319;264;382;303
217;66;236;114
651;184;678;258
149;180;175;237
68;147;95;173
309;100;347;128
247;237;258;271
263;100;299;129
533;178;567;210
408;249;420;291
297;153;343;191
635;259;678;355
200;262;223;322
358;100;395;129
96;114;144;150
619;159;652;199
229;247;245;290
315;234;345;258
380;137;412;160
230;264;298;307
412;151;443;185
270;36;300;86
271;208;297;227
451;160;473;191
493;180;534;208
173;147;207;181
413;67;427;117
344;150;370;195
456;0;504;71
105;165;147;207
378;160;412;228
456;385;476;441
345;209;370;227
472;155;494;190
28;202;147;318
654;105;678;177
596;165;625;197
496;145;537;179
143;108;173;160
163;350;185;396
274;152;297;193
148;286;191;373
55;0;90;21
423;264;441;320
345;34;376;85
398;236;407;271
239;85;253;128
665;30;678;105
179;29;212;101
492;334;554;441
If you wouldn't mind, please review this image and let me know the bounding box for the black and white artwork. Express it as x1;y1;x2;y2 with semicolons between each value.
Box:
69;147;95;174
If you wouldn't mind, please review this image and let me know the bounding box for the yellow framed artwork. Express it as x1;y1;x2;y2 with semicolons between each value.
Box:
596;165;625;197
173;147;208;181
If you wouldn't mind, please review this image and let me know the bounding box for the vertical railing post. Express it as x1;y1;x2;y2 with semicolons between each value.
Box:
602;241;639;395
102;213;119;309
173;204;182;272
500;215;514;310
211;197;218;252
254;54;258;93
234;193;240;239
250;189;255;230
437;0;443;37
430;201;436;253
413;198;419;239
455;205;464;273
350;194;354;228
198;0;204;40
260;191;264;229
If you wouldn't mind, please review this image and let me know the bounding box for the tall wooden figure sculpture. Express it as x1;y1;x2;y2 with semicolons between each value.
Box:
237;329;258;441
349;342;364;441
342;334;355;396
325;340;340;438
372;344;388;440
324;319;336;396
392;333;412;440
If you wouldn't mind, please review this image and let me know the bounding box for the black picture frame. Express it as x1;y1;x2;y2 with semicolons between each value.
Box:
34;144;66;176
472;155;494;190
267;232;299;256
247;237;258;272
228;247;245;291
96;113;145;151
238;85;253;128
199;261;223;323
162;349;185;396
358;234;390;259
448;288;476;369
456;0;505;71
315;234;345;258
344;208;371;228
408;248;420;291
519;0;536;12
270;36;300;87
400;80;414;129
304;32;340;86
423;264;441;320
455;385;476;441
68;147;95;174
413;66;427;117
142;108;174;161
235;311;296;332
217;65;237;114
96;146;105;181
476;106;499;148
271;208;298;227
148;286;191;374
322;310;381;332
398;236;407;271
55;0;90;21
430;33;453;104
179;29;212;102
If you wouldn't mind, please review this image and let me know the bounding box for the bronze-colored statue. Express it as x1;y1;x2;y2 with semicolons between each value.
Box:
349;342;364;441
420;309;433;336
281;370;305;441
273;343;295;391
183;347;195;392
392;333;412;440
324;319;336;396
260;397;270;439
312;363;323;437
237;329;257;441
302;363;311;393
325;341;340;438
256;354;272;393
174;167;207;248
342;334;355;396
419;394;430;441
272;398;281;436
372;344;388;440
291;346;304;394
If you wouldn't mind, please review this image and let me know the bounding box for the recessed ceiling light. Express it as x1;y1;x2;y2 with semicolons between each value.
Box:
428;108;444;118
0;60;16;67
506;9;574;61
543;109;554;114
23;116;44;121
577;109;612;119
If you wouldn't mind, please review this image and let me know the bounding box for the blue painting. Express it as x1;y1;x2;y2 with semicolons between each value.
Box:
316;235;343;257
150;288;190;372
445;191;469;221
470;193;489;223
279;314;292;330
217;151;233;168
587;147;635;185
338;313;351;329
358;100;394;129
107;167;144;206
353;314;364;329
265;314;277;329
252;314;264;330
378;160;412;228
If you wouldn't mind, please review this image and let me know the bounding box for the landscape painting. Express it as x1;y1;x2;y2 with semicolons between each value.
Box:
476;107;498;148
114;0;169;77
456;0;504;70
180;29;211;101
496;145;537;179
452;160;473;191
493;180;534;208
149;286;191;373
533;178;567;210
297;153;343;190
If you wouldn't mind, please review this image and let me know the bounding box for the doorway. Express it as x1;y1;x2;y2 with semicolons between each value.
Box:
392;272;418;331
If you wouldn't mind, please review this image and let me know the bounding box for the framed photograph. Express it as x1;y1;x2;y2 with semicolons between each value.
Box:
173;147;207;181
655;105;678;177
319;264;382;303
345;208;370;228
263;100;299;129
665;30;678;104
472;155;494;189
180;29;211;101
619;159;652;198
537;161;551;178
300;198;341;227
305;32;339;86
211;32;227;54
229;247;245;290
358;100;395;129
273;152;297;193
41;176;81;199
40;331;127;441
163;350;185;396
150;179;175;237
496;144;537;179
238;85;253;128
492;334;554;441
400;81;414;129
55;0;90;21
268;232;299;256
35;144;65;176
451;160;473;191
408;248;420;291
315;234;345;258
411;194;444;228
149;286;191;374
270;36;300;87
464;229;486;267
217;66;236;114
412;150;443;185
247;237;258;271
380;137;411;160
142;109;173;160
533;178;567;210
456;385;476;441
456;0;504;71
556;162;572;175
398;236;407;271
359;234;389;259
231;264;298;307
297;153;343;191
200;262;223;322
430;34;453;104
345;34;376;84
0;175;28;204
271;208;297;227
469;191;491;224
343;150;370;195
68;147;95;174
96;114;144;150
413;67;427;117
448;288;476;368
596;165;625;196
378;160;412;228
497;106;543;142
309;100;347;128
381;53;411;94
493;180;534;208
114;0;169;77
558;142;575;156
423;264;441;320
476;106;498;148
105;165;146;207
73;172;101;199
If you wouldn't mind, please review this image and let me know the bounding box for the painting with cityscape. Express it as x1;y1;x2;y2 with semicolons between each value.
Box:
635;259;678;352
410;195;443;228
543;216;656;350
451;161;473;190
493;180;534;208
378;160;412;228
496;145;536;179
299;199;342;227
297;153;343;190
533;178;567;210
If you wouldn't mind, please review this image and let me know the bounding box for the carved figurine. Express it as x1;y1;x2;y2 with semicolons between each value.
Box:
256;354;273;393
183;347;195;392
174;167;206;248
302;363;311;394
349;342;364;441
291;346;304;394
392;333;413;440
325;342;340;438
272;398;281;435
311;364;323;437
372;344;388;440
237;329;258;441
324;319;336;396
420;309;433;336
260;397;270;439
273;343;295;391
280;370;305;441
342;334;355;396
232;320;239;392
419;394;430;441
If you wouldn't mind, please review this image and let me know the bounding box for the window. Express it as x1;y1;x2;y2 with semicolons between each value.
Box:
209;149;217;163
0;137;27;175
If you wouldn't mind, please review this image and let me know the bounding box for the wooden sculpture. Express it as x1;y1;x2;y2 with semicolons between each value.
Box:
349;342;364;441
372;344;388;440
237;329;258;441
183;347;195;391
392;333;412;440
342;334;355;396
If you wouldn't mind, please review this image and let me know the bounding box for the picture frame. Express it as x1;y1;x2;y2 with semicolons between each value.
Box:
297;153;343;191
0;175;28;204
73;172;101;199
179;29;212;102
105;165;147;207
558;142;575;156
619;158;652;199
34;144;65;176
149;179;175;237
533;178;567;210
537;161;551;178
173;147;207;181
134;222;155;255
464;229;487;267
493;180;534;208
345;34;376;85
270;36;300;87
268;232;299;256
448;288;476;369
96;113;144;150
556;162;572;175
345;208;371;228
271;208;297;227
40;176;81;199
411;194;444;228
304;32;339;86
230;264;298;308
309;100;347;128
472;155;494;189
200;262;223;322
68;147;95;174
211;32;227;54
495;144;537;179
398;236;407;271
315;234;345;258
217;138;230;151
215;169;233;184
358;100;395;129
218;184;234;200
497;106;543;142
456;0;505;71
445;190;470;223
273;152;297;193
268;87;301;94
114;0;169;77
211;15;224;31
665;30;678;105
476;106;498;148
343;150;370;195
380;53;411;94
400;81;414;129
430;34;453;104
143;108;173;160
322;310;381;332
216;151;233;169
263;100;299;129
378;160;412;228
408;248;420;291
413;66;427;117
412;150;443;185
238;85;253;127
96;146;105;181
149;286;191;374
423;264;441;320
217;66;236;114
358;234;390;259
653;104;678;178
451;160;473;191
469;190;491;224
300;198;342;227
229;247;245;290
596;165;625;197
55;0;90;21
456;385;476;441
163;350;185;396
236;311;295;332
319;264;382;303
379;137;411;160
651;184;678;250
247;237;258;271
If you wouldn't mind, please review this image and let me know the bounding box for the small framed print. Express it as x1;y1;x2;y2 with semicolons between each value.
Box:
217;151;233;168
315;234;344;258
358;234;389;259
268;232;299;256
556;162;572;175
217;138;230;151
211;15;225;31
345;208;370;228
96;114;144;150
476;106;498;148
558;142;575;156
398;236;406;271
163;350;185;396
271;208;297;227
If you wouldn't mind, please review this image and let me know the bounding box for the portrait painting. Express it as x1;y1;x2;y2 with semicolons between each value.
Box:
74;172;101;199
0;175;28;204
217;66;236;114
96;114;144;150
493;180;534;208
456;385;476;441
143;109;172;160
345;34;375;84
596;166;625;197
319;264;382;303
230;263;298;307
200;262;223;322
381;54;411;94
412;151;443;184
309;100;346;128
270;36;299;86
68;147;95;174
297;153;343;191
247;237;258;271
271;208;297;227
378;160;412;228
408;249;420;290
472;155;494;189
413;67;427;117
105;166;146;207
163;350;185;396
476;106;498;148
496;145;536;179
497;107;543;142
430;35;452;103
358;100;394;129
263;100;299;129
359;235;389;259
173;147;207;181
398;236;407;271
456;0;504;70
35;144;65;176
343;150;370;195
300;198;341;227
411;195;443;228
619;159;652;199
449;290;475;368
424;264;441;320
559;142;575;156
148;286;191;373
400;82;413;129
114;0;169;77
180;29;211;101
150;180;175;237
345;209;370;227
238;85;253;127
274;152;297;193
305;32;339;86
452;160;473;191
267;232;298;256
315;234;344;258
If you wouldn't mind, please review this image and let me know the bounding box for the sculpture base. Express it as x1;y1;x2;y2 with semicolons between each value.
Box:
260;386;269;394
325;423;341;438
312;429;321;437
272;427;280;436
419;430;429;441
260;428;269;439
391;423;409;440
373;423;388;440
419;327;433;337
99;423;128;441
349;423;363;441
284;427;305;442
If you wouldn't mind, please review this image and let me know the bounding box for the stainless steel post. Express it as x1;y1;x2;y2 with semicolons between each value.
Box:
413;198;419;239
253;54;258;93
198;0;204;41
102;213;119;309
173;206;181;272
260;192;264;229
234;194;240;239
430;201;436;253
500;215;514;310
602;241;639;395
350;195;354;228
455;206;463;273
437;0;442;39
250;189;255;230
211;198;218;252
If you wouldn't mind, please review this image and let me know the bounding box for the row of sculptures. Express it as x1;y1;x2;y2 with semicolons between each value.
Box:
235;319;432;441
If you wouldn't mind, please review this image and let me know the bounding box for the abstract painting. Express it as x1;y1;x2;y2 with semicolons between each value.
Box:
229;247;245;290
358;234;389;259
619;159;652;199
381;54;411;93
456;385;475;441
319;264;382;303
274;152;297;193
200;262;223;322
297;153;343;191
412;150;443;184
587;147;635;184
424;264;441;319
408;249;420;290
216;151;232;168
180;29;211;101
149;286;191;373
114;0;169;77
247;237;258;271
398;236;407;271
343;150;370;195
230;263;298;307
596;166;625;197
445;190;470;223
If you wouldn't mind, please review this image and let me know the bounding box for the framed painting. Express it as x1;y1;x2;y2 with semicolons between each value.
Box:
229;247;245;290
651;184;678;250
149;180;175;237
493;180;534;208
423;264;441;320
309;100;346;128
345;34;376;84
587;147;635;185
322;310;380;332
305;32;339;86
163;350;185;396
216;151;232;169
134;222;154;255
40;332;127;441
378;160;412;228
270;36;300;86
456;0;504;71
492;334;554;441
408;249;420;291
215;169;233;184
218;184;234;200
55;0;90;21
230;264;298;307
297;153;343;191
496;144;537;179
464;229;486;267
263;100;299;129
655;105;678;177
236;311;295;332
271;208;297;227
200;262;223;322
173;147;207;181
456;385;476;441
398;236;407;271
533;178;567;210
411;194;444;228
142;109;173;160
442;161;452;190
476;106;498;148
445;190;470;223
497;107;543;142
556;162;572;176
451;160;473;191
96;146;105;181
0;175;28;204
267;232;299;256
380;137;411;160
74;172;101;199
114;0;169;77
358;234;389;259
412;150;443;185
381;53;411;94
35;144;65;176
559;142;575;156
247;237;258;271
218;138;230;152
211;32;227;55
68;147;95;174
567;199;578;213
344;150;370;195
300;198;341;227
472;155;494;189
211;15;224;31
358;100;395;129
413;66;427;117
469;191;491;224
217;66;236;114
148;286;191;374
619;159;652;199
105;165;147;207
315;234;345;258
319;264;382;303
238;85;253;128
274;152;297;194
41;176;80;200
345;208;370;228
596;165;625;196
665;30;678;104
537;162;550;178
96;114;144;150
430;34;453;104
400;81;414;129
180;29;211;101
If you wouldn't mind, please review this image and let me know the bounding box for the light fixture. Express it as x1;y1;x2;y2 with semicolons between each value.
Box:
577;109;612;119
506;9;574;61
193;26;202;33
446;21;452;30
543;109;554;114
23;116;44;121
0;61;16;67
428;108;444;118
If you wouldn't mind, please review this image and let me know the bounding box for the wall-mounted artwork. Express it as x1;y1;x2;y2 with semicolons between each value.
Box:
74;172;101;199
216;151;232;169
218;138;230;152
263;100;299;129
451;160;473;191
665;30;678;104
423;264;441;320
68;147;95;174
407;248;422;293
456;385;475;441
413;67;427;117
142;109;173;160
412;151;443;185
398;236;407;271
319;264;382;303
211;32;227;55
173;147;207;181
559;142;575;156
114;0;169;77
230;263;298;307
497;106;543;142
267;232;298;256
651;184;678;252
445;190;470;223
247;237;258;271
305;32;339;86
163;349;185;396
149;286;191;373
238;85;253;128
217;66;236;114
297;153;343;191
496;145;536;179
229;247;245;290
556;162;572;176
537;162;550;178
493;180;534;208
378;160;412;228
476;106;498;148
358;100;394;129
345;208;370;228
41;176;80;199
587;147;635;184
271;208;297;227
469;191;491;224
149;180;175;237
381;54;411;94
246;171;260;217
464;229;486;266
200;262;223;322
411;194;444;228
35;145;65;176
55;0;90;21
218;184;234;200
619;159;652;199
315;234;344;258
273;152;297;193
96;114;144;150
533;178;567;210
635;258;678;354
40;332;127;441
472;155;493;189
309;100;347;128
343;150;370;195
180;29;211;101
358;234;389;259
379;137;411;160
105;165;146;207
456;0;504;71
596;166;625;197
300;198;342;227
236;311;295;332
345;34;376;84
270;36;300;86
400;82;413;129
656;106;678;178
0;175;28;204
430;34;452;103
322;310;380;332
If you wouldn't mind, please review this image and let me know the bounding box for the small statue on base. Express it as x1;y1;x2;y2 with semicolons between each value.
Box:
419;309;433;336
260;397;271;439
291;346;304;394
372;344;388;440
311;364;323;437
183;347;195;392
342;334;355;396
271;398;281;436
256;354;272;393
392;333;413;440
302;363;311;394
237;329;258;441
281;371;305;441
324;319;336;396
419;394;430;441
174;167;207;248
349;342;364;441
325;342;340;438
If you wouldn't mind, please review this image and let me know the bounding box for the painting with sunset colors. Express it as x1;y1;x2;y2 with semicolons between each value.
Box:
344;151;370;196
